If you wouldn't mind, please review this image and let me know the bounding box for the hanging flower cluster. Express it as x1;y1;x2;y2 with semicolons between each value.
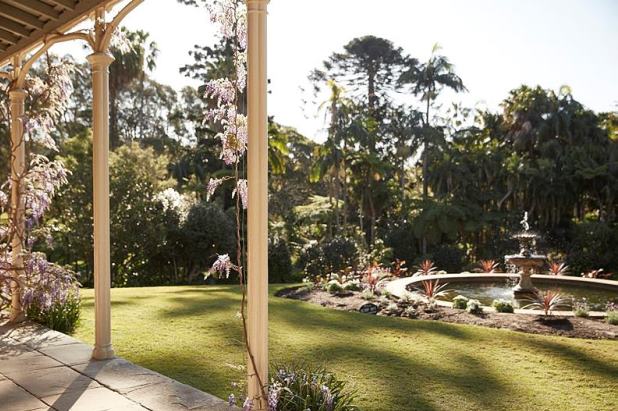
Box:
23;155;69;229
24;59;75;151
19;252;79;312
203;0;249;171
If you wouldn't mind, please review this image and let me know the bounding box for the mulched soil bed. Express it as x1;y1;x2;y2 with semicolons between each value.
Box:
277;286;618;340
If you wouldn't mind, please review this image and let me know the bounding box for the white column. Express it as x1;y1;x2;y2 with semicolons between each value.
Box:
246;0;269;408
8;88;27;323
88;52;115;360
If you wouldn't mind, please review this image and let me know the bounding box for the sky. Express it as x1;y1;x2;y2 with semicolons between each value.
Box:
56;0;618;141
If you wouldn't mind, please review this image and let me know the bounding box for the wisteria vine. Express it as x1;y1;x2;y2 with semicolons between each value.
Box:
0;57;77;316
201;1;267;409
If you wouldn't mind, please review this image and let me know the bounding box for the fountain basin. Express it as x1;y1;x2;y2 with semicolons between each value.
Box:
386;273;618;315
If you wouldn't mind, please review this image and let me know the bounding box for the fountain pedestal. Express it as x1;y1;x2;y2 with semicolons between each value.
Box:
506;255;545;296
505;213;547;297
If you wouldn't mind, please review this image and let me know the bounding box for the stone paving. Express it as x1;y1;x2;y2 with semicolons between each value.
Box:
0;321;236;411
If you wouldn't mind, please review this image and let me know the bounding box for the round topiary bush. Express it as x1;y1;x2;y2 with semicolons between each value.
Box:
492;299;514;313
325;280;344;295
466;299;483;314
452;295;469;309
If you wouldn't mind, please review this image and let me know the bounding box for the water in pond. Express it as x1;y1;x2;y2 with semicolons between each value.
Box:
434;281;617;311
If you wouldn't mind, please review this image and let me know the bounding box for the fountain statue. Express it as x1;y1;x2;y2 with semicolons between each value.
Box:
505;212;547;296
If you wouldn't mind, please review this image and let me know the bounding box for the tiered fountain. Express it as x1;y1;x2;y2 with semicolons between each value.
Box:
505;212;547;296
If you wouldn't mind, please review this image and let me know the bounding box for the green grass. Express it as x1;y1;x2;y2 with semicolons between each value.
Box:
74;285;618;411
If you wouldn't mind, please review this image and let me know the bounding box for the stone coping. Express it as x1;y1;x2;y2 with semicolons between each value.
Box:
385;274;617;317
0;321;237;411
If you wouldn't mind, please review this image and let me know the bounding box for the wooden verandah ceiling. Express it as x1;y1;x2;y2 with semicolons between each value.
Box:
0;0;123;68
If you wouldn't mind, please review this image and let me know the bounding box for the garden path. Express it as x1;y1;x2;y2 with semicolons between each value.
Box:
0;321;235;411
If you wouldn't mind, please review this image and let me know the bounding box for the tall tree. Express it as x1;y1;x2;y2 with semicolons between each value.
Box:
400;43;466;199
109;28;159;147
311;35;409;150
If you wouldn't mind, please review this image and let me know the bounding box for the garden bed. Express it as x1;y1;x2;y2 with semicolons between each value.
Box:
277;286;618;340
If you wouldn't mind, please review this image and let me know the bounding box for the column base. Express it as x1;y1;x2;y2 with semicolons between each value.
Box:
92;345;115;360
8;310;26;324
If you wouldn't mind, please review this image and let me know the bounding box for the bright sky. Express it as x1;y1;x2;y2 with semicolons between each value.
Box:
56;0;618;141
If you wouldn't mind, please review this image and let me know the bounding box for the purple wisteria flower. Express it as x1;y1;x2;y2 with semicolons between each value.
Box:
209;254;237;279
267;382;281;411
233;179;248;209
321;384;334;411
242;398;253;411
206;178;224;201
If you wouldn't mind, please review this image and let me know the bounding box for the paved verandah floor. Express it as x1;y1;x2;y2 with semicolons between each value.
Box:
0;321;235;411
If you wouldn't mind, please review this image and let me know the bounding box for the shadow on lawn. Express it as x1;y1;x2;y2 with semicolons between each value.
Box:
158;295;239;319
270;296;472;340
513;335;618;379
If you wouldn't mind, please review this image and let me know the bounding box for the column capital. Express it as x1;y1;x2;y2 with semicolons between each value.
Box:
87;52;115;68
247;0;269;11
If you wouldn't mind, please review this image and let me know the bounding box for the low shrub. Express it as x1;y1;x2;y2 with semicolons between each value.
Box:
492;299;514;313
403;306;418;318
383;303;400;316
342;280;362;292
377;295;391;307
466;299;483;314
26;293;80;334
325;280;344;295
452;295;469;309
607;303;617;325
399;292;420;306
268;364;358;411
18;252;81;333
573;299;589;318
360;289;375;301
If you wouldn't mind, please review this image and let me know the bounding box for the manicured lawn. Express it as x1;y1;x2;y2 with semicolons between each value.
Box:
74;285;618;411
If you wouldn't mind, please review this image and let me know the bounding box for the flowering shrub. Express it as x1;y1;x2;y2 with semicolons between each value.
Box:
452;295;469;309
360;289;375;301
0;252;80;332
492;299;514;313
383;303;401;316
268;364;358;411
325;280;344;295
572;298;589;318
466;299;483;314
342;280;361;292
403;306;418;318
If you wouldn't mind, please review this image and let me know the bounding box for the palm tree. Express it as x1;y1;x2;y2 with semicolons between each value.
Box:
400;44;466;254
109;28;159;148
311;80;354;235
400;43;467;199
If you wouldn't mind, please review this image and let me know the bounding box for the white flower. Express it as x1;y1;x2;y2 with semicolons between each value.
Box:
206;178;224;201
233;179;248;209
